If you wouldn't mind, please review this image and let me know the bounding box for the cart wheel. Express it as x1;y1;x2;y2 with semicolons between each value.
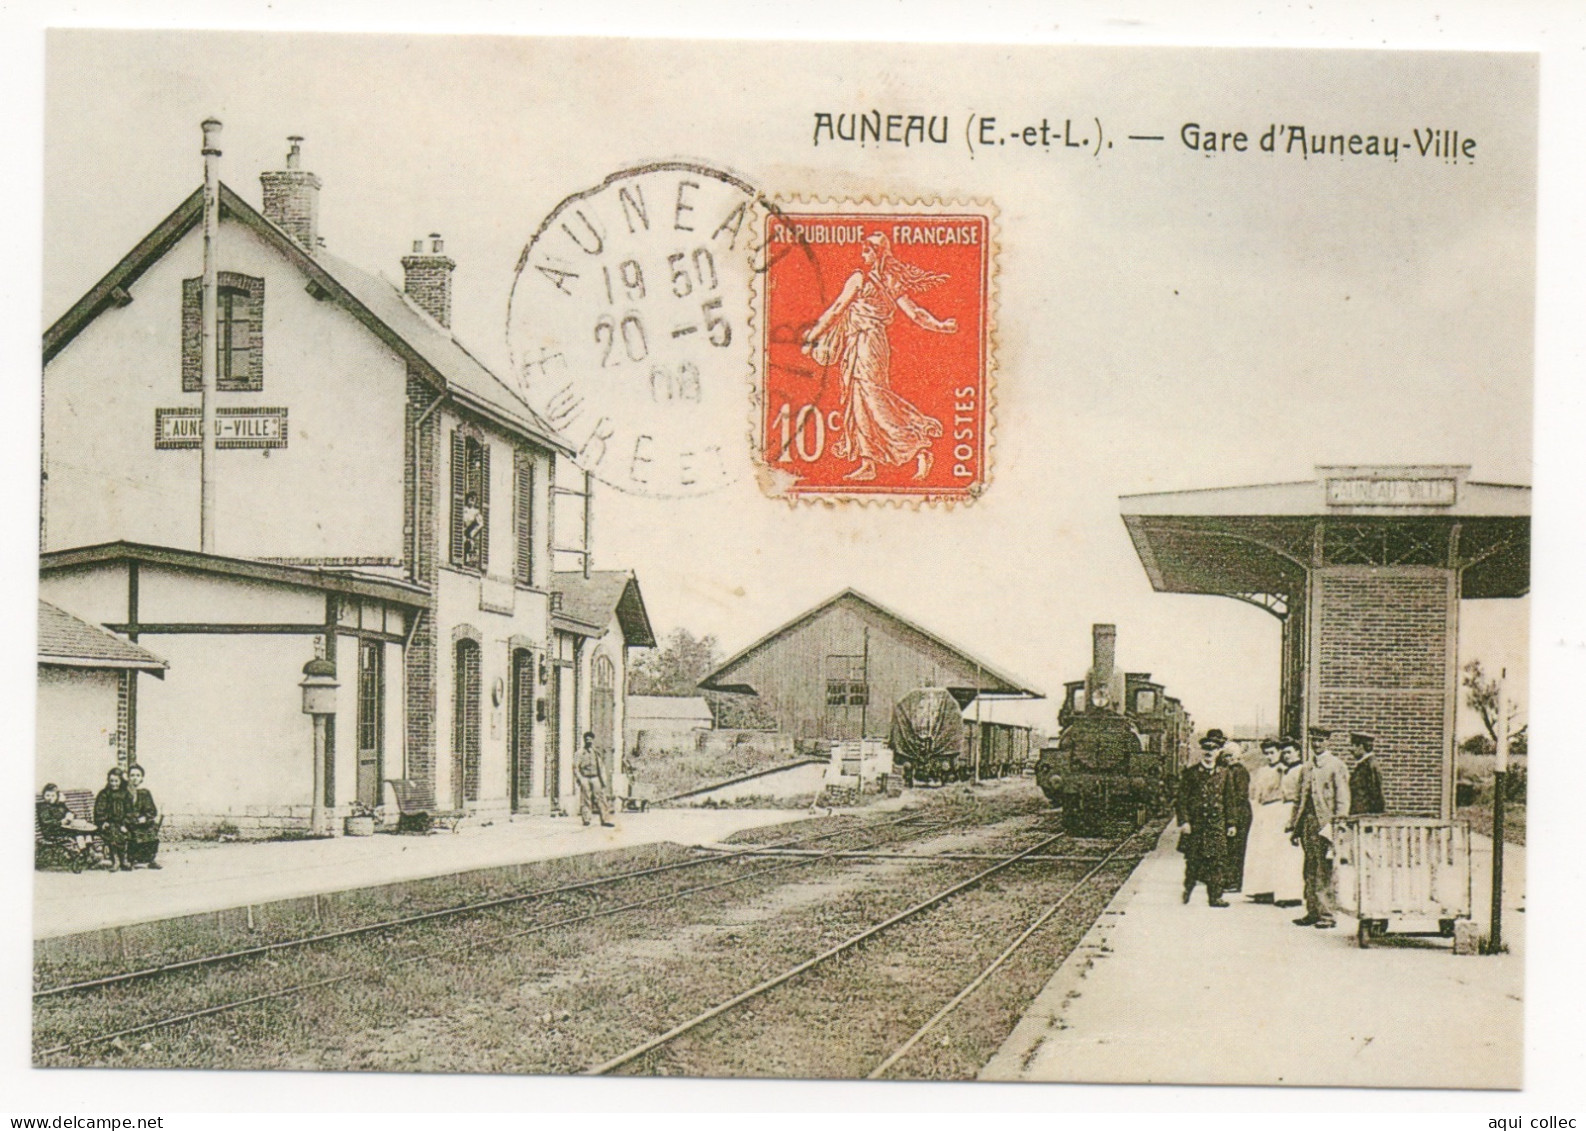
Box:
70;853;86;874
1357;920;1371;949
1438;918;1456;938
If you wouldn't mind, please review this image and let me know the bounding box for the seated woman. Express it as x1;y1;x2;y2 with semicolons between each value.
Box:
93;766;132;871
125;764;161;870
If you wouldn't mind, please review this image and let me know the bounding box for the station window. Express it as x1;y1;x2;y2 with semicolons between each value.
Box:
182;273;265;392
825;655;869;707
450;431;490;572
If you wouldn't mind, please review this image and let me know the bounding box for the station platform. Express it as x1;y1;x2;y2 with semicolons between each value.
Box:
982;825;1525;1090
32;806;826;942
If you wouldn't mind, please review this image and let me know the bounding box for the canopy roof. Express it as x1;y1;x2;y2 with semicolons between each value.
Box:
1121;466;1530;601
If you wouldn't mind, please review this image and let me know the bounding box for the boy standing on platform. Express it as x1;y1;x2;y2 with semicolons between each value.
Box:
1349;732;1386;816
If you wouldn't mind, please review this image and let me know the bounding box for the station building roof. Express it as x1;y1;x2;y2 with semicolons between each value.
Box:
550;570;656;647
1120;465;1530;601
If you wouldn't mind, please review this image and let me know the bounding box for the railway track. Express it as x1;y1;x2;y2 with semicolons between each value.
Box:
34;807;991;1063
588;821;1153;1079
35;811;927;1000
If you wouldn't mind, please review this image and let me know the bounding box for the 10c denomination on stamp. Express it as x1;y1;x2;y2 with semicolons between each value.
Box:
758;201;994;504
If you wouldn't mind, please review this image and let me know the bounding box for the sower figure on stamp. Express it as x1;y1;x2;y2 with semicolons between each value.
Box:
801;231;954;482
1290;725;1351;928
1176;729;1234;908
1218;742;1253;894
577;730;613;828
1348;731;1386;816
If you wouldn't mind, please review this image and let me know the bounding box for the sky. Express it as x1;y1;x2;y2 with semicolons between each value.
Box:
39;32;1535;736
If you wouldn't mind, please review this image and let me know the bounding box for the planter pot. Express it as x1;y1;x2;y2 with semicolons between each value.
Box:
344;815;376;837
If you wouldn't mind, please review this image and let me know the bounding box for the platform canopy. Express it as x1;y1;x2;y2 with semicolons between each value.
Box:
1121;465;1529;611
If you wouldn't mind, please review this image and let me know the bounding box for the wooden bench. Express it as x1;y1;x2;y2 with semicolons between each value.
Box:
386;778;466;833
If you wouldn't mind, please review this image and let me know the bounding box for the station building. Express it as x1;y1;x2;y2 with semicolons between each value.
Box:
39;138;652;836
1120;465;1529;818
697;588;1041;760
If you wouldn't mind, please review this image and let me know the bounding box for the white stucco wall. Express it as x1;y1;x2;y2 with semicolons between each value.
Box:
36;666;122;790
44;217;407;560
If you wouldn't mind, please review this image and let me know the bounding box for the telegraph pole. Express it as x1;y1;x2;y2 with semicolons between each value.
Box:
1489;667;1508;952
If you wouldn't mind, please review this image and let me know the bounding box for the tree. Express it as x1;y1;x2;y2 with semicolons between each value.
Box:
1462;658;1527;754
627;628;722;697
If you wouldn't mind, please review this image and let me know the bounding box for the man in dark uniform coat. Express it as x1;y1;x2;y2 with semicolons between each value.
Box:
1219;744;1253;892
1176;730;1234;907
1348;732;1387;816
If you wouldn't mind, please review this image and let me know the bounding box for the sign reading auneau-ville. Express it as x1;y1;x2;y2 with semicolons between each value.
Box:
155;407;289;450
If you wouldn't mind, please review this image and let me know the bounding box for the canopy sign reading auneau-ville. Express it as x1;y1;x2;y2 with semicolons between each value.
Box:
154;407;289;450
1324;475;1457;507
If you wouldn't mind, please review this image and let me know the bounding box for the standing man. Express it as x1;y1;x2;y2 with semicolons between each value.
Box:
1348;732;1387;816
1219;742;1253;894
1290;725;1351;929
1176;730;1233;908
577;730;614;828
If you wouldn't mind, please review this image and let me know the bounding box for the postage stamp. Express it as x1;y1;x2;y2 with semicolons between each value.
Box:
757;200;995;503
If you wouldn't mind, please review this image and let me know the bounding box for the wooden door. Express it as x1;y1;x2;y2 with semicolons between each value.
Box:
355;639;384;808
510;650;534;812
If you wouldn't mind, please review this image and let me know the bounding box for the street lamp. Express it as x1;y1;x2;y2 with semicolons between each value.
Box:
300;657;339;837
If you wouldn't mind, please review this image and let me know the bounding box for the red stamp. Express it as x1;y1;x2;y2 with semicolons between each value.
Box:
758;203;994;502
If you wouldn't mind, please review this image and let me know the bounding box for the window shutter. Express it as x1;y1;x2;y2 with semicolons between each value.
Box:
181;278;202;392
245;275;265;389
449;429;466;566
477;442;491;573
515;450;534;587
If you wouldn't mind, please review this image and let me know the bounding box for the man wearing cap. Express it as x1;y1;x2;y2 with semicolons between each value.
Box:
1290;725;1351;928
1349;732;1386;816
1175;729;1235;908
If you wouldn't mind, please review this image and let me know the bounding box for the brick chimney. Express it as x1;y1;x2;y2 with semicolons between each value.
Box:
402;234;455;327
260;136;322;251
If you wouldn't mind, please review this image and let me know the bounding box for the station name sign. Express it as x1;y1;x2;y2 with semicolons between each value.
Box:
1325;475;1456;507
155;407;289;450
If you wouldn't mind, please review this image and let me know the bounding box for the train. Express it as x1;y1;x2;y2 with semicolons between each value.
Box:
1035;624;1194;834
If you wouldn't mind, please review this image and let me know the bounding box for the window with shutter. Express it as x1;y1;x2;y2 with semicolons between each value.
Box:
451;430;490;572
181;272;264;392
514;450;535;587
450;430;467;566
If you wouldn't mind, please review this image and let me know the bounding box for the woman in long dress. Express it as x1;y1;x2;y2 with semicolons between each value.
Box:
1242;739;1288;903
801;232;956;482
1274;740;1308;906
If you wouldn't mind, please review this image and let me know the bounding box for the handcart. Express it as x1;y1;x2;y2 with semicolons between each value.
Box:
1333;816;1472;949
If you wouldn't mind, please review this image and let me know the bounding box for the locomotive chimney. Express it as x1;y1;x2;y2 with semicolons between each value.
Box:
1091;623;1117;679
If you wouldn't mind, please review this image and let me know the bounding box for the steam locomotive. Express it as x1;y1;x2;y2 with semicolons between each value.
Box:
1035;624;1193;834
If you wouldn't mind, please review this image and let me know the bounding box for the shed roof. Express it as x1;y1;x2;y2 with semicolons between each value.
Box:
550;570;657;647
43;183;571;455
698;588;1043;702
38;600;167;675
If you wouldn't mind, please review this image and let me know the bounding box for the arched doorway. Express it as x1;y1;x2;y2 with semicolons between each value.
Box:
453;638;481;810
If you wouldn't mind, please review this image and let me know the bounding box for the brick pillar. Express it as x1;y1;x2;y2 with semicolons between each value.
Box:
1307;566;1458;817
